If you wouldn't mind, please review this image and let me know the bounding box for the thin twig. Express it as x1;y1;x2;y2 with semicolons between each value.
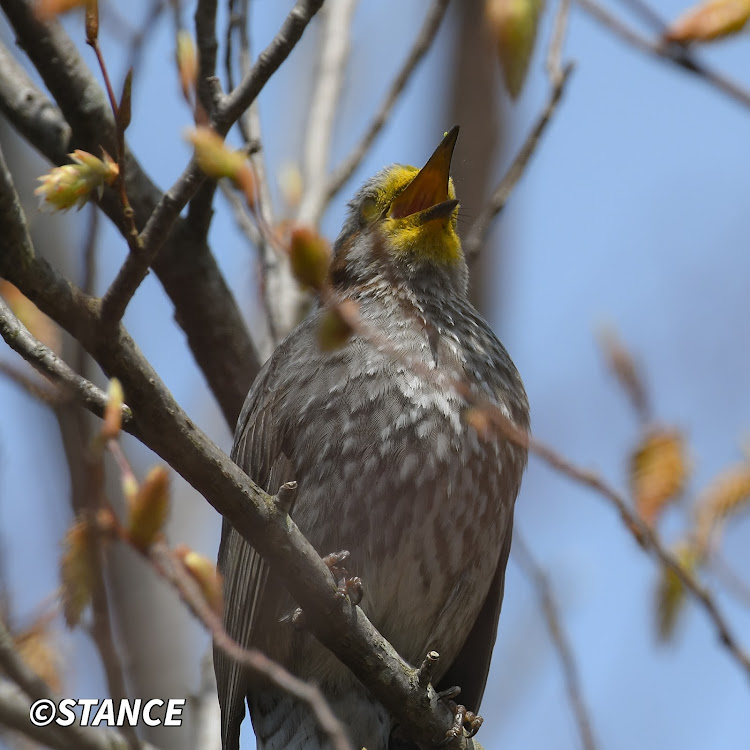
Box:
464;63;574;263
217;0;325;131
513;533;598;750
0;362;62;405
547;0;572;83
493;414;750;681
574;0;750;110
611;0;666;34
98;0;324;329
195;0;219;118
297;0;358;224
319;0;451;216
0;298;133;432
147;542;353;750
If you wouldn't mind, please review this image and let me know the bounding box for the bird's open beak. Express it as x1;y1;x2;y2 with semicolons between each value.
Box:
389;126;460;223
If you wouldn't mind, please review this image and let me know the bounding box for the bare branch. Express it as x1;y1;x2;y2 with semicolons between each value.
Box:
0;42;71;162
0;296;133;432
547;0;572;83
195;0;220;116
513;534;598;750
0;2;260;426
319;0;451;216
148;542;352;750
574;0;750;110
493;415;750;681
0;224;476;750
465;63;574;263
216;0;325;132
297;0;358;224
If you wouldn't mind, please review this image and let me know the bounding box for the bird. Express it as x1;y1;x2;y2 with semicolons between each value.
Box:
214;126;529;750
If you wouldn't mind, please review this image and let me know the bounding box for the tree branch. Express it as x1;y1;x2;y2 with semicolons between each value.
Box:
297;0;358;224
318;0;451;217
513;533;598;750
574;0;750;110
0;0;261;427
215;0;325;132
0;179;476;750
464;63;574;263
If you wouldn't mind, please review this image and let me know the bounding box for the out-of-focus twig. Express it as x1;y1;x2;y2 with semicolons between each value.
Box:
465;63;574;263
547;0;572;83
298;0;358;224
575;0;750;110
513;534;598;750
147;542;352;750
320;0;451;213
0;298;133;432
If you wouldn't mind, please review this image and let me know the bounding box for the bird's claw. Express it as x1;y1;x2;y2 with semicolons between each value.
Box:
438;700;483;746
322;550;363;605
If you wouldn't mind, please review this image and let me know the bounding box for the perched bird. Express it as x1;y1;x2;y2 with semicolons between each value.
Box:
215;127;529;750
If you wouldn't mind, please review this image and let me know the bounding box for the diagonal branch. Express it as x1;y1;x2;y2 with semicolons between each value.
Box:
575;0;750;110
216;0;325;132
0;4;260;427
464;63;574;263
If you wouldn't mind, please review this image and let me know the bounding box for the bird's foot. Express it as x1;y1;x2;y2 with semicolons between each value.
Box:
438;701;483;746
322;550;363;605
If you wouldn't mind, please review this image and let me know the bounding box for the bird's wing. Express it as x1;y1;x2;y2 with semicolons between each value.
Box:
215;357;296;750
435;508;515;714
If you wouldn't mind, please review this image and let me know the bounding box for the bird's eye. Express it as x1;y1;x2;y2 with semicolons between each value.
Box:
360;196;380;223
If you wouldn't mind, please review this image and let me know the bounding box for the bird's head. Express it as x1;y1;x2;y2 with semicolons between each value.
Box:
330;127;466;294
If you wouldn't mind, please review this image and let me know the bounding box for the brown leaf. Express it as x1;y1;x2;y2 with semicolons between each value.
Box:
694;463;750;552
14;616;62;693
485;0;545;98
101;377;124;442
317;303;356;352
174;546;223;617
289;226;331;291
60;520;95;627
0;281;61;353
664;0;750;42
630;428;689;525
127;466;170;551
655;542;700;641
599;327;649;420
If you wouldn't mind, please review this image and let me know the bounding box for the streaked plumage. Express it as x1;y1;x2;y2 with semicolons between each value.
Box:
215;128;529;750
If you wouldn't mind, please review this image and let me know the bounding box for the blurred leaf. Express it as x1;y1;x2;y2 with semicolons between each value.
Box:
176;30;198;103
35;0;85;20
665;0;750;42
60;520;95;627
289;226;331;291
127;466;170;551
655;542;700;640
694;462;750;552
101;377;124;442
0;281;61;353
599;327;649;420
186;127;246;181
630;428;689;525
14;615;62;693
318;303;356;352
485;0;545;99
175;545;223;617
117;69;133;133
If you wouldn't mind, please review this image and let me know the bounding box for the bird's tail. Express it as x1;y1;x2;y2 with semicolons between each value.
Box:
249;684;390;750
